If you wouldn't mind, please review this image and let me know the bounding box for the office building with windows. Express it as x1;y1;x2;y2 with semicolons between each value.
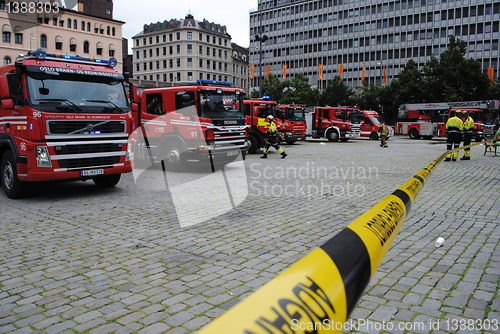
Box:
0;1;123;68
132;14;248;91
249;0;499;91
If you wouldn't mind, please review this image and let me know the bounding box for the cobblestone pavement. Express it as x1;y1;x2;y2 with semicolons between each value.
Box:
1;136;499;334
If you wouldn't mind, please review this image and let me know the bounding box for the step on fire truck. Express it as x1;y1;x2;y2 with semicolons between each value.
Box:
0;49;132;198
131;80;248;171
275;104;307;144
397;101;499;140
243;98;277;154
305;106;361;142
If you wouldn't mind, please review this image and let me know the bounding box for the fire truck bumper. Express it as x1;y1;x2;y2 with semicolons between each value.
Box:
17;163;132;182
187;146;247;166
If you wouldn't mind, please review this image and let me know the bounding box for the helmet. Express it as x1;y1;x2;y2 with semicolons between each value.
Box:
266;115;274;121
455;110;462;117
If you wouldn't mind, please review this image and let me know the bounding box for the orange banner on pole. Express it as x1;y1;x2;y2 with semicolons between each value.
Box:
488;67;494;81
319;64;323;81
250;64;255;79
361;67;366;85
383;65;387;84
339;64;344;81
266;65;270;80
283;64;287;81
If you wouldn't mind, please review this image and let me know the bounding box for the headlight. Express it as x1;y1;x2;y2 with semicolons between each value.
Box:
125;142;134;161
36;145;52;167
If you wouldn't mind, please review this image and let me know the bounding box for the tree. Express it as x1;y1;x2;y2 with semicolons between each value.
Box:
422;35;491;102
394;59;424;104
261;74;287;102
280;73;319;106
318;76;354;106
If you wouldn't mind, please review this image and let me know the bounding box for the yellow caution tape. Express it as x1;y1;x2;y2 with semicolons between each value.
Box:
198;140;492;334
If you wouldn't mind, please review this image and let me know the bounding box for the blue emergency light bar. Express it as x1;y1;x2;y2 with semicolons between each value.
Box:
29;48;117;68
262;95;270;100
197;79;233;86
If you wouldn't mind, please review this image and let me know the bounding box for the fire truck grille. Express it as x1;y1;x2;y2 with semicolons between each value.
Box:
54;143;123;155
48;120;126;134
58;156;121;169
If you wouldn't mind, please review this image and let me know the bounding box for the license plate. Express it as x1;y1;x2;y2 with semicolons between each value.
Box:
80;169;104;177
297;137;303;140
227;151;239;157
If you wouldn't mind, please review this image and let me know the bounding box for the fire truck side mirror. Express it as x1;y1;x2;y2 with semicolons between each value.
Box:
1;99;15;110
131;103;139;112
0;76;10;98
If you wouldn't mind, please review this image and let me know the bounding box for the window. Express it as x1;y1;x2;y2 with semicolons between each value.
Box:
87;22;91;31
73;19;77;29
109;49;115;57
68;19;71;28
14;32;22;44
40;34;47;48
187;72;193;81
187;44;192;53
177;58;180;67
187;32;192;39
176;32;180;40
177;45;180;53
187;58;192;66
55;41;62;50
4;56;11;65
84;41;89;53
59;20;64;27
70;44;76;52
107;26;110;35
81;21;85;30
96;43;103;55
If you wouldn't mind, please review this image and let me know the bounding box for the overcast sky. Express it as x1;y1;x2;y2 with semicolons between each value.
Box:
114;0;257;52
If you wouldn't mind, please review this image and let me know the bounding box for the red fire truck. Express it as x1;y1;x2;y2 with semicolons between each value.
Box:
243;98;276;154
0;49;132;198
396;103;449;139
305;106;360;142
447;100;499;141
397;101;499;140
131;80;248;171
357;110;394;140
275;104;307;144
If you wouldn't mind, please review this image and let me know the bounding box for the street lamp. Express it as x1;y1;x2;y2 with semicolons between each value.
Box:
255;34;268;98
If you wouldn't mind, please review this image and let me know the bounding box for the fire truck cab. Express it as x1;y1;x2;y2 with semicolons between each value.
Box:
0;49;132;198
305;106;360;142
356;110;394;140
243;98;277;153
132;80;248;171
275;105;307;144
447;100;499;141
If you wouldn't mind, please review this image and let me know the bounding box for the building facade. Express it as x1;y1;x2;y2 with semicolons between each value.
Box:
132;14;248;89
231;43;249;91
77;0;113;20
249;0;500;92
1;2;124;69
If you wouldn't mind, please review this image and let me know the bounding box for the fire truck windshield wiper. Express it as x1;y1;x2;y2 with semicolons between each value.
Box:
85;100;123;113
35;98;82;111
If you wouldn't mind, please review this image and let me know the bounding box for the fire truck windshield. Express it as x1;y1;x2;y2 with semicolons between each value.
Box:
199;91;244;120
286;109;306;121
26;71;129;113
473;111;497;124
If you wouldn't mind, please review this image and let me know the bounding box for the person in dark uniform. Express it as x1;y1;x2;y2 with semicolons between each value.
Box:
261;115;287;159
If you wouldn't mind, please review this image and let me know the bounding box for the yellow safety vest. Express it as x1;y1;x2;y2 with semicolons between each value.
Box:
445;116;463;133
268;121;277;134
463;117;474;133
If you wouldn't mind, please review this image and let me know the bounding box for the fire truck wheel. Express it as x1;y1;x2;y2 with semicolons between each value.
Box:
93;174;121;188
162;141;185;171
246;135;259;154
1;151;26;199
327;130;339;142
370;132;379;140
409;128;420;139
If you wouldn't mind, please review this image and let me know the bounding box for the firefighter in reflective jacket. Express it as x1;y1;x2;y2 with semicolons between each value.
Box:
261;115;287;159
460;111;474;160
445;110;464;161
